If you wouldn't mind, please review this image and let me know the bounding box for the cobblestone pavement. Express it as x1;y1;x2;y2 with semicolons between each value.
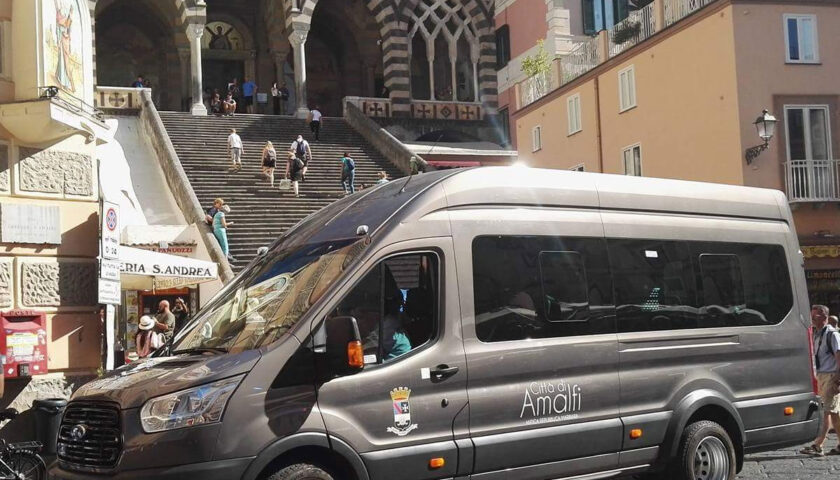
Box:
616;435;840;479
736;435;840;479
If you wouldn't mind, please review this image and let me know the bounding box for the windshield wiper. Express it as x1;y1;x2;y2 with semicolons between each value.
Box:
172;347;229;355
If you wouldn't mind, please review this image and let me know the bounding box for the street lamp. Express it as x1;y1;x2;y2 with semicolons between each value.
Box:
745;109;777;165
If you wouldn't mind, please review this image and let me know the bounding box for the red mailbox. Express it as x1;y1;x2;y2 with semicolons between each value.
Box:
1;310;48;378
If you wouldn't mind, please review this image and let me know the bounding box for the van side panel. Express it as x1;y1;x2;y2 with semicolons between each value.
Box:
602;212;816;461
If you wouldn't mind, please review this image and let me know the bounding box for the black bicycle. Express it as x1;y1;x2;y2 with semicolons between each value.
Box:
0;409;46;480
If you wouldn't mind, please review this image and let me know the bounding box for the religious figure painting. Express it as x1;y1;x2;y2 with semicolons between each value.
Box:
44;0;85;97
203;22;244;50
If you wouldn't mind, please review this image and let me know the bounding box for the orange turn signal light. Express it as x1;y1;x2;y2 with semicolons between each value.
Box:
784;407;794;416
429;457;445;469
630;429;643;439
347;340;364;369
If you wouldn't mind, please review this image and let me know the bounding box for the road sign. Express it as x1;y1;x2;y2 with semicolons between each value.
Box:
101;201;120;260
100;259;121;281
98;279;121;305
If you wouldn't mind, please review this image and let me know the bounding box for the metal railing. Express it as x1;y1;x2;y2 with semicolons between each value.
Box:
560;36;602;85
609;3;658;58
785;159;840;202
520;71;553;108
663;0;717;27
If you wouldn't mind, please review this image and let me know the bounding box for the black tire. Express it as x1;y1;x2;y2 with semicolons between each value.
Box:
672;420;736;480
266;463;335;480
7;451;47;480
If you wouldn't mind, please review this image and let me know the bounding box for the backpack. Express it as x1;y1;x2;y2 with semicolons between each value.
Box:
294;156;305;170
345;157;355;171
823;326;838;355
295;141;307;157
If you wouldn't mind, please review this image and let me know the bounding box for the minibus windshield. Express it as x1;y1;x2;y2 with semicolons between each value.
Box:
172;237;366;355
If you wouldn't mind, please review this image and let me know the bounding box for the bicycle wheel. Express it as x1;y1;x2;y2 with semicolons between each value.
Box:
7;451;46;480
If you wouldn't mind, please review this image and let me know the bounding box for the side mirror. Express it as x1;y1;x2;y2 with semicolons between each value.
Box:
322;316;364;376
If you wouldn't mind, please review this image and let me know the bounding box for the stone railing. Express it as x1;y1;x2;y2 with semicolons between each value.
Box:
515;0;719;110
344;96;484;121
343;101;427;175
137;89;235;283
95;86;148;113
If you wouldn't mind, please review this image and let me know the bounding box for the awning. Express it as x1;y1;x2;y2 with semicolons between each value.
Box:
120;246;218;291
426;160;483;168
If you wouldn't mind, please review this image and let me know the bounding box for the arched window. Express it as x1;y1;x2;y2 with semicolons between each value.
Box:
408;0;480;102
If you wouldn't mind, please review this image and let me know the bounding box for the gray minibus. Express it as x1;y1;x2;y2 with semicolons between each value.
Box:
52;167;821;480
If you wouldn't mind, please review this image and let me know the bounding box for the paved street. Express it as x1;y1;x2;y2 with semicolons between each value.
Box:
736;436;840;480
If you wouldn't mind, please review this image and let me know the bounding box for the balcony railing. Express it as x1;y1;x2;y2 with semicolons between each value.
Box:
561;36;602;84
663;0;717;27
785;160;840;202
515;0;721;110
609;3;658;58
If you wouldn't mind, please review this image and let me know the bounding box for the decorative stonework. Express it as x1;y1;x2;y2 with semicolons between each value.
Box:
18;148;94;197
0;144;9;192
0;258;12;308
21;261;97;308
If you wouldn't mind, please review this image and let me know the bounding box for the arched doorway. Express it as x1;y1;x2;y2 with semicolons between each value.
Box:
95;0;184;110
307;0;382;116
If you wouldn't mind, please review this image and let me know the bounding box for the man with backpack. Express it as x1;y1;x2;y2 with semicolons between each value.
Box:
290;135;312;181
801;304;840;456
340;152;356;194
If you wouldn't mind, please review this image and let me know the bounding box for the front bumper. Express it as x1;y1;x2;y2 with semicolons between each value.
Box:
51;457;255;480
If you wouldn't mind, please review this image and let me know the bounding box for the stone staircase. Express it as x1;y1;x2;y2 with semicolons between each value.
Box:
158;112;404;271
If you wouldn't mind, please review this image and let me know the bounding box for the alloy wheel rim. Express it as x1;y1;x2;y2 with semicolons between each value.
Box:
693;436;730;480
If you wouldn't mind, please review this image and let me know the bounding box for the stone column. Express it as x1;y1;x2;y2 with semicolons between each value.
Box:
178;47;191;111
186;24;208;116
289;27;310;118
545;0;575;56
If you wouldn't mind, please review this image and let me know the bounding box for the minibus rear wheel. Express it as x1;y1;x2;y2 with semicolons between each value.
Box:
674;420;736;480
267;463;334;480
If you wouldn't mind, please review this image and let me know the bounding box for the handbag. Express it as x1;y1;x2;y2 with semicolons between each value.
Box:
278;178;291;190
150;331;165;350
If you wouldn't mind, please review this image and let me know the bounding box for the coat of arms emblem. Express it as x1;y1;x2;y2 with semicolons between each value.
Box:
387;387;418;436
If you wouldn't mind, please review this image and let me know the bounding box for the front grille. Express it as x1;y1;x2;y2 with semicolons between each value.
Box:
57;402;122;469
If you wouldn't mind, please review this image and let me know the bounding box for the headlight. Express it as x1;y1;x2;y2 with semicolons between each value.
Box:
139;375;243;433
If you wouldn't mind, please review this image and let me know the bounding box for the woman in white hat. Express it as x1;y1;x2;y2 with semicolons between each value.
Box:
135;315;156;359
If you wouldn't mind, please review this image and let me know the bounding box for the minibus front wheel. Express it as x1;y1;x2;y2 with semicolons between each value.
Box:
267;463;334;480
674;420;737;480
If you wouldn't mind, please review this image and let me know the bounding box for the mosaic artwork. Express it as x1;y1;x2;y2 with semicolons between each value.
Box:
44;0;85;98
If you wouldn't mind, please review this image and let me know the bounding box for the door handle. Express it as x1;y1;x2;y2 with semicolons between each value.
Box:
430;364;459;381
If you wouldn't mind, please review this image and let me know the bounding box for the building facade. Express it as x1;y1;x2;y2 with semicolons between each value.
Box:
93;0;499;123
510;0;840;311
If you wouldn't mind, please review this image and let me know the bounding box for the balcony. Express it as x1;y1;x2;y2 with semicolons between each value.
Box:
785;160;840;203
515;0;719;110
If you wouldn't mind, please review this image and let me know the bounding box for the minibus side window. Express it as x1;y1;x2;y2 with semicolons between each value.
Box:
608;239;700;333
691;242;793;327
328;253;438;367
472;236;615;342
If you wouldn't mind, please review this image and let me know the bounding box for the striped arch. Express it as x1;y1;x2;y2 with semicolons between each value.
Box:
365;0;411;115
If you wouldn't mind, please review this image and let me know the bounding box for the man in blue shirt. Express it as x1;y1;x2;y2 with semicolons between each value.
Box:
801;304;840;456
242;78;257;113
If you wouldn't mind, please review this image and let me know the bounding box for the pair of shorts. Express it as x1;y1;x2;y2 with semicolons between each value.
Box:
244;96;254;106
263;158;276;168
817;372;840;414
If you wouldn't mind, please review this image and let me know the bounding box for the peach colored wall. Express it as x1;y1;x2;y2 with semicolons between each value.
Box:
597;5;743;183
495;0;548;59
515;81;601;171
515;4;744;184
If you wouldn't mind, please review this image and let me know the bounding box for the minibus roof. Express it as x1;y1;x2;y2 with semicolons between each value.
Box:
438;167;787;222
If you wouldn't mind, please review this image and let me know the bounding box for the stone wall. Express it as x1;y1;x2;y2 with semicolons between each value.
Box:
375;117;506;145
343;102;427;175
16;148;96;199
